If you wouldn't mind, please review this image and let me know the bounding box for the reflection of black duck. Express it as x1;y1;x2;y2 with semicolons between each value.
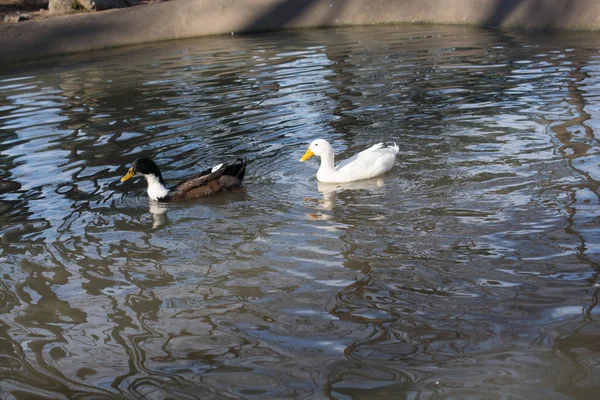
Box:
120;157;247;201
0;179;21;194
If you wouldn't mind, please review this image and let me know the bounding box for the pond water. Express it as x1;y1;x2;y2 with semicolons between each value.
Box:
1;25;600;399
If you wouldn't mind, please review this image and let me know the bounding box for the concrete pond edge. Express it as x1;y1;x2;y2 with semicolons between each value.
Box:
1;0;600;65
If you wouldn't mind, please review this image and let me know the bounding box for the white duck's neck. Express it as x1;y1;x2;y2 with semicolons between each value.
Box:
318;146;336;170
316;146;337;178
144;174;170;201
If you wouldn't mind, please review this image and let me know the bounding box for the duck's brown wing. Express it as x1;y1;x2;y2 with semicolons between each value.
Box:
168;158;247;201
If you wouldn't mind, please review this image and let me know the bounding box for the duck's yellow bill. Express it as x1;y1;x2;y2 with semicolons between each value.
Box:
300;149;314;162
120;168;135;182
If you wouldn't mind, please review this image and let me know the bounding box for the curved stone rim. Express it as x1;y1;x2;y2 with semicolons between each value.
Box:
1;0;600;65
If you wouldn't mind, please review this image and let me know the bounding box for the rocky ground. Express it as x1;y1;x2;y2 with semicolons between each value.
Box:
1;0;49;23
0;0;166;23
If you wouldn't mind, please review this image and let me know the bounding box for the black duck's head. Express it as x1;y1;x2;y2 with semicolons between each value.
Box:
120;158;164;183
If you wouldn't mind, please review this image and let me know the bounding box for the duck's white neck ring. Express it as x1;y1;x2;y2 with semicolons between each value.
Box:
144;174;170;201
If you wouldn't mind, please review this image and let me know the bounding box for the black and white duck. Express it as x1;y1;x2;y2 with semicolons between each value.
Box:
120;157;247;201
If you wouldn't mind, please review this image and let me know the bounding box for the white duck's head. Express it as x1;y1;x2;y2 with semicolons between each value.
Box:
300;139;334;162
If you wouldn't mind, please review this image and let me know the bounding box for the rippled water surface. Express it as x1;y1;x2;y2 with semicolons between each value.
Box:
2;25;600;399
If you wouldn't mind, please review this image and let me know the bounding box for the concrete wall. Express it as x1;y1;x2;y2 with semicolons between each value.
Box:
1;0;600;64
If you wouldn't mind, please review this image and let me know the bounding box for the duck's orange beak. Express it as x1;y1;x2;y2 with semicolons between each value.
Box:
120;168;135;182
300;148;315;162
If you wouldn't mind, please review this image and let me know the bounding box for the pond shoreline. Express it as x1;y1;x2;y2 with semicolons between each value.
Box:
1;0;600;65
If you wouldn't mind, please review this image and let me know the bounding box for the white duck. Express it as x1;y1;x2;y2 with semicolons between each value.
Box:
300;139;399;183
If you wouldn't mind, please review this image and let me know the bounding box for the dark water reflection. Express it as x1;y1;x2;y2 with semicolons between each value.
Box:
1;25;600;398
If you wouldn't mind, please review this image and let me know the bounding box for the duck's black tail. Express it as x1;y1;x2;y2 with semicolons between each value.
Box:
224;157;247;182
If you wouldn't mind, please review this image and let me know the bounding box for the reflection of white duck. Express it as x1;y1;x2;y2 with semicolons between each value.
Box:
316;178;386;210
306;177;388;221
300;139;399;183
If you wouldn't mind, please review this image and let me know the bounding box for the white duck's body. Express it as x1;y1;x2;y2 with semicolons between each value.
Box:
300;139;399;183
